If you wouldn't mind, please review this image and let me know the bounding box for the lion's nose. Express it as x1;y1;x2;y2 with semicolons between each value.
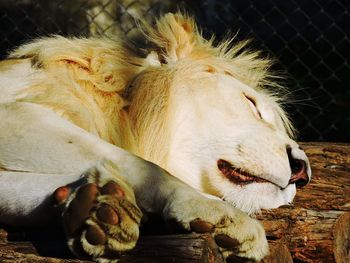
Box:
287;147;310;187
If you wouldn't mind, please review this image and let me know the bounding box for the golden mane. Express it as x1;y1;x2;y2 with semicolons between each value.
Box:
9;36;143;146
8;12;294;152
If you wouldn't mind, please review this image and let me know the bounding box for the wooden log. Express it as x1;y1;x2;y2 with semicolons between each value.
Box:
0;142;349;262
334;213;350;263
0;231;224;263
261;242;293;263
0;250;90;263
257;142;350;263
119;234;223;263
0;230;292;263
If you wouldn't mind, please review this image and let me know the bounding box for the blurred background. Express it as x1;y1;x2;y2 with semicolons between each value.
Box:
0;0;349;142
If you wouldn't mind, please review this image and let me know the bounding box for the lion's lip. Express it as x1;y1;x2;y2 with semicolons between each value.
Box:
217;159;269;185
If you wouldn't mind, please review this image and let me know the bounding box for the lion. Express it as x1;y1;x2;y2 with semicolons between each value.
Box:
0;13;310;262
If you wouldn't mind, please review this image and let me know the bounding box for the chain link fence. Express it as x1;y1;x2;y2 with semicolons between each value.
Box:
0;0;349;142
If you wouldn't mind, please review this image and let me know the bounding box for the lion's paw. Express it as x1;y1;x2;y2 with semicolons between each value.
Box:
163;196;268;262
54;163;142;261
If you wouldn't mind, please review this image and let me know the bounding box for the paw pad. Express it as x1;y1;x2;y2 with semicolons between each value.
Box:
215;234;240;249
64;184;98;236
86;224;106;245
96;204;119;225
190;219;214;233
54;186;71;204
76;183;98;201
101;181;125;197
189;219;242;256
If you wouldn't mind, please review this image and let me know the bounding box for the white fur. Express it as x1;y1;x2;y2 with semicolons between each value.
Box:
0;13;312;261
0;59;38;103
165;74;310;213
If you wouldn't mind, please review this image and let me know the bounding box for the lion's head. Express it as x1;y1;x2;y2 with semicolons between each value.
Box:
123;13;311;214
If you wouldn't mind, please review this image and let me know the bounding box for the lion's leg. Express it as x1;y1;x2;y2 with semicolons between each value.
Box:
0;166;142;261
0;171;82;226
0;102;145;260
0;102;268;261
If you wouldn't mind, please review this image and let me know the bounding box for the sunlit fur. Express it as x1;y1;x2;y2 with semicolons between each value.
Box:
8;13;310;214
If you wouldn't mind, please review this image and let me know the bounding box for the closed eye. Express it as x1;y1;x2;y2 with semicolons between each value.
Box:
244;94;262;119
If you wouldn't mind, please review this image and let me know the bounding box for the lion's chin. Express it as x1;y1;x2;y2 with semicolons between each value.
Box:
221;182;296;215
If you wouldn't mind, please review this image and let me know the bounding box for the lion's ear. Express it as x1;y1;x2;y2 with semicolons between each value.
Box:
144;13;200;63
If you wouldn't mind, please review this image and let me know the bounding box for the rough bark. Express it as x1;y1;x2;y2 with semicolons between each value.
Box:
0;232;222;263
257;142;350;263
0;142;349;262
0;231;291;263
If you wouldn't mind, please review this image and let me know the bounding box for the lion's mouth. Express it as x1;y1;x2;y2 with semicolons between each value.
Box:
217;159;269;185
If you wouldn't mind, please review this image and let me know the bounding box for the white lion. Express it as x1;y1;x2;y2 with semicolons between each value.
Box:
0;13;310;262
